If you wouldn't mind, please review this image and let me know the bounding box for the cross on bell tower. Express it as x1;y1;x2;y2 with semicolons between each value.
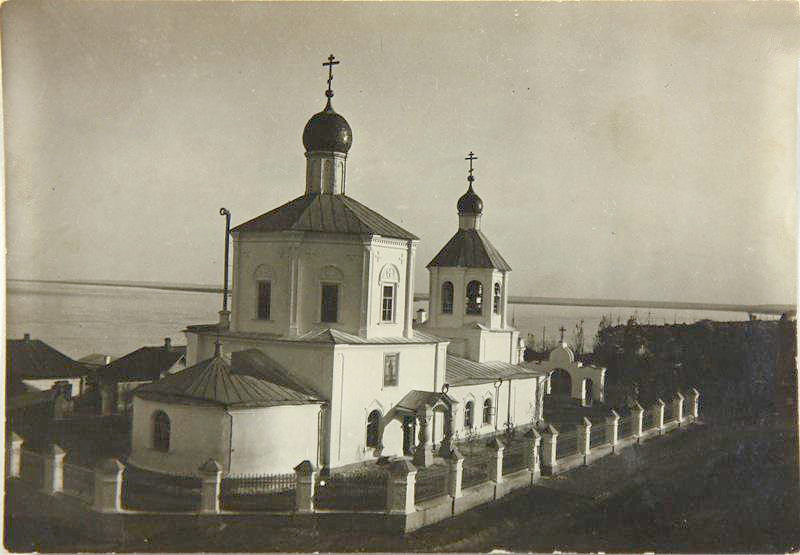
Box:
465;151;478;183
323;54;340;99
559;326;566;343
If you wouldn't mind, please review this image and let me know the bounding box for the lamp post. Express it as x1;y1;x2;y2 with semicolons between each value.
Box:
494;378;503;431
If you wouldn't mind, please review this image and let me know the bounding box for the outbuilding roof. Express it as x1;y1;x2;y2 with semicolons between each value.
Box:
231;194;418;240
99;345;186;383
427;229;511;271
6;337;88;381
135;349;321;408
445;354;545;387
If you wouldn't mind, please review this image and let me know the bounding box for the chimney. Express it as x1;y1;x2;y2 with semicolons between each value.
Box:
104;355;112;365
23;333;30;341
416;308;427;325
164;337;172;350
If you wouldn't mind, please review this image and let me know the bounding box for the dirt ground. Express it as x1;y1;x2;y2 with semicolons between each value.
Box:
6;416;799;552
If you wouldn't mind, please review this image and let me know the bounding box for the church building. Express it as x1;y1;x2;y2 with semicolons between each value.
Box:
127;57;549;477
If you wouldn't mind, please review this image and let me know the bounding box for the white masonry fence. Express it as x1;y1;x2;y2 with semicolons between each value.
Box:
6;388;700;515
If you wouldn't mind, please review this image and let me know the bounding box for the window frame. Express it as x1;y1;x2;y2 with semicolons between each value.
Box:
383;353;400;387
465;280;484;315
441;281;454;314
381;284;396;323
366;409;382;448
493;283;501;315
320;282;340;323
256;279;272;320
483;398;493;425
464;401;474;429
152;410;170;452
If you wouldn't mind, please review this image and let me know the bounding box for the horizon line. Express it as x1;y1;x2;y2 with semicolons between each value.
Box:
6;277;794;315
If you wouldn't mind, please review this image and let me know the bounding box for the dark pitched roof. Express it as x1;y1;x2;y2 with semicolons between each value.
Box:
445;354;545;387
99;346;186;383
231;194;418;240
427;229;511;271
7;338;88;381
135;350;321;408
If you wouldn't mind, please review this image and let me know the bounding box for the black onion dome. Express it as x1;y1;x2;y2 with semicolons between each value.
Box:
302;101;352;153
457;184;483;215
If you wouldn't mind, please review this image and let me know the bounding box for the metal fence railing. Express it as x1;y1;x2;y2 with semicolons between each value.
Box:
63;462;94;503
642;408;656;430
663;403;676;423
414;464;449;503
314;470;387;511
590;425;607;448
502;441;528;475
617;416;634;439
220;472;297;511
20;449;45;488
556;430;579;459
461;451;494;488
122;466;201;511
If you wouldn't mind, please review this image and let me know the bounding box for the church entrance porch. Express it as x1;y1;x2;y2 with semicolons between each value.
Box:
388;390;458;468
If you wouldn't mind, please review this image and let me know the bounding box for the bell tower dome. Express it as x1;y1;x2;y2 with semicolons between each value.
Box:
304;54;352;195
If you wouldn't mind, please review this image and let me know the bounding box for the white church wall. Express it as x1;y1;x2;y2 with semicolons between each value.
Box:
228;404;322;474
128;396;231;476
327;342;440;468
230;233;414;340
448;376;539;439
480;329;521;364
365;239;412;339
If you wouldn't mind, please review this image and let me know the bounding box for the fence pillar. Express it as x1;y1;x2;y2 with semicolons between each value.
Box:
577;417;592;464
42;444;66;495
387;459;417;515
674;392;685;426
8;433;23;479
198;458;222;513
413;406;434;468
446;447;464;499
541;425;559;475
689;388;700;419
525;428;541;483
655;398;666;435
488;437;505;486
93;458;124;513
606;410;620;453
632;402;644;443
294;460;316;513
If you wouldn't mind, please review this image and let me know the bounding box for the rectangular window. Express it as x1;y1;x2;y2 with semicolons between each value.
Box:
381;285;395;322
321;284;339;323
383;353;399;387
257;281;271;320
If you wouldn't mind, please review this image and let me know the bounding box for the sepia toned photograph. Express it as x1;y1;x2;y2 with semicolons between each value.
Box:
3;0;799;552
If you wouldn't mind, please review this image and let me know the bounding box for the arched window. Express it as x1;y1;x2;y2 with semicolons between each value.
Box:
493;283;501;315
152;411;170;452
464;401;474;429
441;281;454;314
366;410;381;448
483;398;493;425
466;281;483;315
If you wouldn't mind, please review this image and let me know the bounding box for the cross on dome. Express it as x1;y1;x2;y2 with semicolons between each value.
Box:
559;326;566;343
323;54;340;99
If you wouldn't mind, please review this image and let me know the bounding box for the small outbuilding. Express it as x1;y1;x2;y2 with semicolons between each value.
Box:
127;349;324;477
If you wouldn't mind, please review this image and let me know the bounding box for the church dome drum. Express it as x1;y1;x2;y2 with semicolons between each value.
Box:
457;184;483;215
302;102;353;153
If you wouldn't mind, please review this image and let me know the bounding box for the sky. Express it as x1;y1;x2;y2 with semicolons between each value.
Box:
3;1;798;305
